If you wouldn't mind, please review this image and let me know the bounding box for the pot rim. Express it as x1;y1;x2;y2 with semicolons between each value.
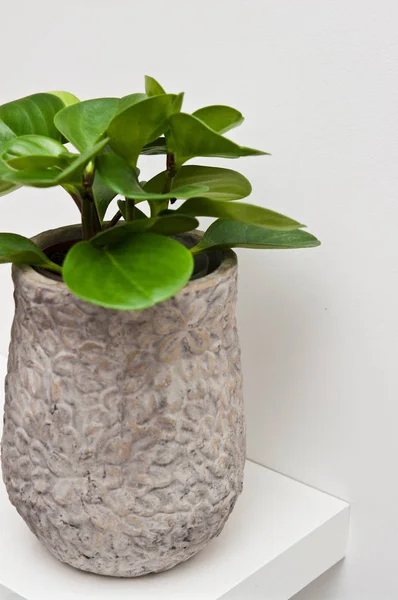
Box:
12;224;237;297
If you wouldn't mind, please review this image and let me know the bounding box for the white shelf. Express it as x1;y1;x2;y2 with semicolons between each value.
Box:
0;356;349;600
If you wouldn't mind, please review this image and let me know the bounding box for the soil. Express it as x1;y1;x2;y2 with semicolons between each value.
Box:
43;239;79;267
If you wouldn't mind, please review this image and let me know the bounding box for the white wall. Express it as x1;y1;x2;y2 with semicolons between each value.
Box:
1;1;398;598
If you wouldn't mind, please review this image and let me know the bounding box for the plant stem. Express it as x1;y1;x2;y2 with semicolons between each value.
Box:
107;210;122;228
81;165;101;241
45;261;63;275
81;196;99;240
166;152;176;178
125;198;135;221
151;153;177;217
163;153;176;195
70;192;82;212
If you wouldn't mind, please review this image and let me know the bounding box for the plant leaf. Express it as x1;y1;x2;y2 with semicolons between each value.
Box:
48;91;80;107
0;121;20;196
93;214;198;246
0;93;65;142
0;232;61;271
168;113;268;167
118;93;147;113
177;197;303;230
96;152;145;197
146;165;251;201
149;214;198;234
172;92;184;113
192;105;244;134
92;171;117;221
1;168;62;187
141;137;167;155
107;94;179;167
145;75;166;96
117;200;148;220
57;138;110;183
54;98;119;152
0;178;19;197
192;220;321;253
2;138;109;187
0;158;19;196
0;119;16;149
63;232;194;310
2;134;73;170
96;152;208;200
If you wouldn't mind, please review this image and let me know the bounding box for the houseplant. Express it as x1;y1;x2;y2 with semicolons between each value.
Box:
0;76;320;577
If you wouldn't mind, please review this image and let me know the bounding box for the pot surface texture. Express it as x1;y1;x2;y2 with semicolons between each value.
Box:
1;225;246;577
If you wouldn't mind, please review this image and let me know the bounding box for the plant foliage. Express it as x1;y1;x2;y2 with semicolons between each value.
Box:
0;77;320;310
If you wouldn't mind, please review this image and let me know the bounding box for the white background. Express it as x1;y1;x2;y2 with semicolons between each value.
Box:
0;1;397;598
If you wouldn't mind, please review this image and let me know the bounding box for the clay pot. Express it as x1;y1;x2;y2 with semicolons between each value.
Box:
1;225;246;577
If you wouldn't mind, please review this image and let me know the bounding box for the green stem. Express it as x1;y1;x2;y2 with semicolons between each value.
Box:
125;198;135;221
81;165;101;240
44;261;63;275
150;152;178;217
81;196;97;240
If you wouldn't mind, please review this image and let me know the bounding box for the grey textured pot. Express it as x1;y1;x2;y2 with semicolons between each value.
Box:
1;225;246;577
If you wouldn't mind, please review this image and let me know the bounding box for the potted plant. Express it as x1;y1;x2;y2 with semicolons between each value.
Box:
0;76;320;577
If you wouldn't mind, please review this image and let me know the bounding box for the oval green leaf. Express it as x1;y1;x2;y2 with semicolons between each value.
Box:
2;138;109;187
149;214;198;235
192;220;321;253
0;179;19;197
177;197;303;230
145;165;251;201
168;113;268;167
145;75;166;96
172;92;184;114
92;171;117;221
48;91;80;107
54;98;119;152
0;232;61;272
0;158;19;196
107;94;179;167
192;105;244;134
92;214;199;246
118;93;147;113
63;232;194;310
0;119;16;150
0;93;65;142
2;135;73;170
96;152;208;200
57;137;111;184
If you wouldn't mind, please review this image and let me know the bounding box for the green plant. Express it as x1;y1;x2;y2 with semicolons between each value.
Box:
0;76;320;310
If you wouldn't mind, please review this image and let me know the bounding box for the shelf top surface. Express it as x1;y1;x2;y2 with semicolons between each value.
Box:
0;461;347;600
0;356;348;600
